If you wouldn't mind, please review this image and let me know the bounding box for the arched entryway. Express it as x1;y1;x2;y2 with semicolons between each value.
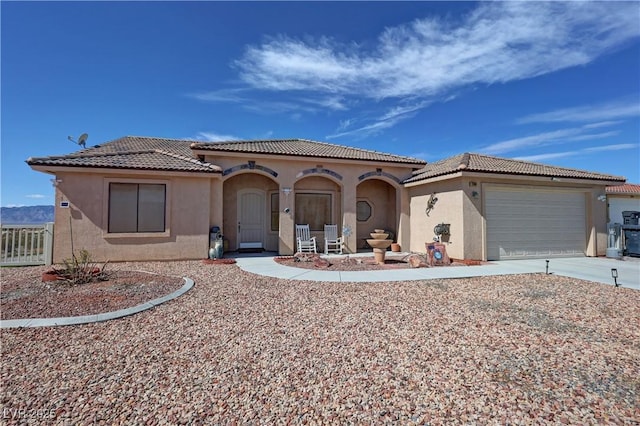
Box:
356;179;398;252
293;176;342;251
223;173;279;251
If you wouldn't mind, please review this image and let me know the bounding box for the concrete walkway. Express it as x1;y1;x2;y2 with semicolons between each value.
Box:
234;253;640;290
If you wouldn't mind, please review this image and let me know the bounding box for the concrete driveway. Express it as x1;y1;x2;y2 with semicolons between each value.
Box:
235;253;640;289
493;256;640;290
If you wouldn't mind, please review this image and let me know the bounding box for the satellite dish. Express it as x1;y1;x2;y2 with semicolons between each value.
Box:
68;133;88;149
77;133;88;148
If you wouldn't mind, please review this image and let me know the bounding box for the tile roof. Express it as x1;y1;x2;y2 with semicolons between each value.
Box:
404;153;626;183
190;138;426;165
27;136;426;172
27;137;221;173
606;183;640;194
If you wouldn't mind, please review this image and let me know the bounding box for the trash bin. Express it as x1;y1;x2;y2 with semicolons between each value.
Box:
622;211;640;225
209;226;224;259
606;223;623;259
624;227;640;257
621;211;640;257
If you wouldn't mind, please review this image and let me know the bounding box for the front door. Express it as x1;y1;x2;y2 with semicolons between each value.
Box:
238;189;264;249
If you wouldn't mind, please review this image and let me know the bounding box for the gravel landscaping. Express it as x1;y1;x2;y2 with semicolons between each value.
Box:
1;265;185;320
1;260;639;424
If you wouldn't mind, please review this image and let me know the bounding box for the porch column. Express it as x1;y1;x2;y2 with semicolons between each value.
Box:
397;186;411;253
279;185;295;255
342;183;357;254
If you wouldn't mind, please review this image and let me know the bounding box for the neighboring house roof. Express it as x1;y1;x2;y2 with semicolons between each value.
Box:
405;152;626;183
606;183;640;195
190;138;427;165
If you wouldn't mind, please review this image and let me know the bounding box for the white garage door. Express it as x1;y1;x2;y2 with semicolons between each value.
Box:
485;189;586;260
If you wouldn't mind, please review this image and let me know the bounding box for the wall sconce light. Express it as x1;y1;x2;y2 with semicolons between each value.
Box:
282;187;292;195
611;268;619;287
425;193;438;216
597;194;607;202
471;190;479;199
433;223;450;238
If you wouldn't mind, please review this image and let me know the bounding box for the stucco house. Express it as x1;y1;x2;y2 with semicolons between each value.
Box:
27;136;625;263
606;183;640;224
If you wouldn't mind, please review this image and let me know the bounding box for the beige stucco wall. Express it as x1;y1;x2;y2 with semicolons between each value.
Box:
408;173;611;260
204;152;415;255
42;154;614;263
52;171;214;262
587;186;609;257
408;179;466;259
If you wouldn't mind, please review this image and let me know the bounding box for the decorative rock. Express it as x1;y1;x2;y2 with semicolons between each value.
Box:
407;254;426;268
294;252;319;263
42;271;61;282
313;257;331;268
3;260;639;424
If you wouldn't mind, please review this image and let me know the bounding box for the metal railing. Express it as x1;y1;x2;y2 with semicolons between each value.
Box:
0;223;54;266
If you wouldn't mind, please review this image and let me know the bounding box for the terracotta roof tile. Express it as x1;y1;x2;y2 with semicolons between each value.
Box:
190;138;426;164
27;137;221;173
27;136;426;171
405;153;626;183
606;183;640;194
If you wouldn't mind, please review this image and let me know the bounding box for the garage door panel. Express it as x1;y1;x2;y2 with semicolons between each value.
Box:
486;190;586;260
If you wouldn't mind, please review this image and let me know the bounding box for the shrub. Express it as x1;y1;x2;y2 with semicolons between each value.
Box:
52;249;111;285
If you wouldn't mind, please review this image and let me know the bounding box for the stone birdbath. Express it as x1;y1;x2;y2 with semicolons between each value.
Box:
366;229;393;264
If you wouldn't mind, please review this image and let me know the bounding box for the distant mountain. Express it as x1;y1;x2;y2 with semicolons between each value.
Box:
1;205;54;224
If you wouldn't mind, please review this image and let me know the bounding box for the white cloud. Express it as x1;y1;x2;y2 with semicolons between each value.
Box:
480;123;620;155
584;143;637;153
190;88;348;115
189;88;248;103
192;132;240;142
327;101;429;139
231;1;639;137
515;143;637;161
25;194;46;199
236;2;639;99
517;99;640;124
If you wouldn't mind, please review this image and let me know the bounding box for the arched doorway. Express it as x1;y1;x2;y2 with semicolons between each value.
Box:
356;179;398;252
237;189;265;249
223;173;279;251
293;176;342;250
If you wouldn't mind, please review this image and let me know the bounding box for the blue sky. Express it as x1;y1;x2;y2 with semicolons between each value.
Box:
2;1;639;207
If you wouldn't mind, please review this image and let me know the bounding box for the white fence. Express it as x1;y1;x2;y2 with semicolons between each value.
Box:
1;223;54;266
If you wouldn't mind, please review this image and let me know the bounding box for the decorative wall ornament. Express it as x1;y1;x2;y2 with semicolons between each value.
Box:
358;170;401;183
425;193;438;216
296;167;343;180
223;162;278;177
